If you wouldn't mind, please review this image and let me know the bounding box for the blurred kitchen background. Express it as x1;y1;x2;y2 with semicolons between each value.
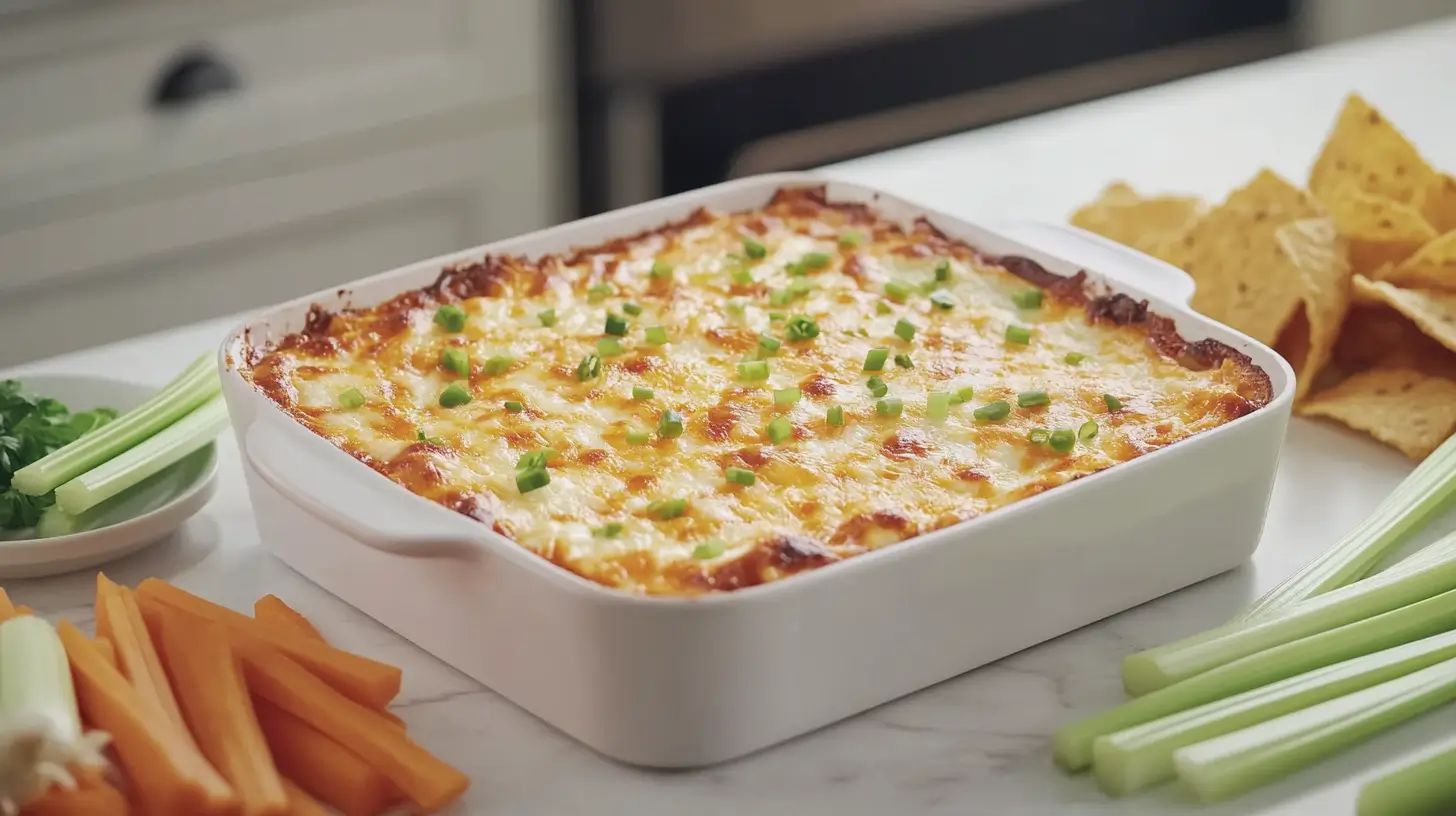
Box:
0;0;1452;366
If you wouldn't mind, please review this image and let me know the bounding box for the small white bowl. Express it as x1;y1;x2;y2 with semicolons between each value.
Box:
0;374;219;579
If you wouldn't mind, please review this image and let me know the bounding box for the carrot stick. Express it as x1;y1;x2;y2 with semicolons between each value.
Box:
157;612;288;816
238;644;467;813
0;587;14;619
253;699;400;816
135;579;400;709
94;578;189;734
251;595;409;732
278;779;332;816
252;596;323;642
19;767;130;816
91;637;116;670
56;621;238;816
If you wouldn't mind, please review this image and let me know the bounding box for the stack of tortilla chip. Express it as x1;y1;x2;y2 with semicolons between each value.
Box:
1069;93;1456;460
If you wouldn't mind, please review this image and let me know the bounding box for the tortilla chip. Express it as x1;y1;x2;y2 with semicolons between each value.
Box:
1299;368;1456;459
1417;172;1456;234
1308;93;1437;207
1353;276;1456;358
1332;301;1456;380
1161;170;1323;345
1380;231;1456;291
1068;182;1203;259
1320;183;1436;276
1269;218;1352;401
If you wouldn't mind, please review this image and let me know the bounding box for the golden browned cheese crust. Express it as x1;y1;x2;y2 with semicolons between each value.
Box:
238;186;1272;596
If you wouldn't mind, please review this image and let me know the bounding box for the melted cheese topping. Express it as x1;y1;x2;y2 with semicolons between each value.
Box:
242;188;1270;596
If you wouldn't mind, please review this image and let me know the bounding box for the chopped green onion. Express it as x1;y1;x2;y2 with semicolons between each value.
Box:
934;260;951;281
774;388;802;406
338;387;366;409
893;353;913;369
594;522;624;538
416;429;444;446
838;232;863;248
927;392;951;422
929;290;956;310
650;259;674;279
786;316;819;341
876;301;893;315
918;279;940;295
876;397;904;418
587;283;614;303
537;308;558;327
632;386;654;401
516;468;550;493
1079;420;1099;441
731;266;754;286
725;467;756;486
885;280;914;302
769;311;786;322
1052;586;1456;773
1018;389;1049;408
577;353;602;381
694;539;726;559
439;382;472;408
866;376;888;398
893;318;917;342
515;449;557;470
786;278;814;298
1104;393;1123;411
648;498;688;520
974;401;1010;421
1121;533;1456;696
863;348;890;371
758;333;782;354
800;252;831;271
645;326;669;345
597;338;627;357
623;302;643;316
766;416;793;444
433;304;467;332
950;386;975;404
504;400;524;413
440;347;470;378
1005;325;1032;345
481;355;514;376
737;360;771;381
658;409;685;438
827;405;845;426
626;429;651;445
1064;351;1086;365
768;288;791;307
725;298;747;318
1048;429;1076;453
1028;428;1050;444
604;313;629;336
1012;289;1044;309
743;237;767;259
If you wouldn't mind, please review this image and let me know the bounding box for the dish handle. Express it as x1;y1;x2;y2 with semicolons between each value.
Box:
242;418;487;558
984;221;1196;307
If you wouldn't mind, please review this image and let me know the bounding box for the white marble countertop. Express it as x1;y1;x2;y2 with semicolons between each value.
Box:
8;17;1456;815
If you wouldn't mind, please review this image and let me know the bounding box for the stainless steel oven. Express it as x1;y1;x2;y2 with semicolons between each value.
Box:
571;0;1298;215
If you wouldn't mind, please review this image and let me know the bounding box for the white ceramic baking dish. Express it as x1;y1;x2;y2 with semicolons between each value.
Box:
219;173;1295;769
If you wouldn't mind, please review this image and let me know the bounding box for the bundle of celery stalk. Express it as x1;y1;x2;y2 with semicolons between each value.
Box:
6;355;228;538
1055;432;1456;813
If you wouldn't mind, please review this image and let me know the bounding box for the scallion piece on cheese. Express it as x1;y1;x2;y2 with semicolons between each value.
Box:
482;355;514;375
694;539;726;559
433;304;467;332
893;353;913;369
876;397;904;418
439;382;472;408
1005;325;1032;345
587;283;614;303
758;333;782;354
1048;429;1076;453
648;498;688;520
605;313;630;336
864;348;890;371
725;467;755;486
866;376;889;398
974;401;1010;421
538;309;558;327
738;360;771;381
929;290;956;310
645;326;669;345
951;386;975;404
594;522;624;538
885;280;914;302
516;468;550;493
1018;390;1050;408
934;260;951;282
658;409;685;438
516;449;557;470
769;311;786;322
1064;351;1086;365
577;354;602;381
774;388;801;406
894;318;917;342
768;288;791;307
632;386;654;401
926;392;951;421
1104;393;1123;411
622;302;643;316
786;316;819;341
1079;420;1099;441
743;237;767;259
337;388;366;409
766;416;793;444
731;266;755;286
1028;428;1050;444
839;232;863;248
827;405;845;426
800;252;832;271
1012;289;1044;309
876;301;893;316
650;259;674;279
440;347;470;378
596;337;627;357
504;401;524;413
626;429;651;445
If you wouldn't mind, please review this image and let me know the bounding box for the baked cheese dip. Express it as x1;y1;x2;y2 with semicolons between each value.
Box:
239;186;1272;596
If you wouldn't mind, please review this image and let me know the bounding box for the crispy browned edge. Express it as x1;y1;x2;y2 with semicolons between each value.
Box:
233;185;1274;595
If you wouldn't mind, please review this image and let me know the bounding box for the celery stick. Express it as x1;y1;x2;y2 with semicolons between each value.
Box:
1123;533;1456;695
53;395;227;515
1092;629;1456;796
1240;432;1456;620
1053;586;1456;772
11;355;219;497
1358;739;1456;816
1173;656;1456;803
